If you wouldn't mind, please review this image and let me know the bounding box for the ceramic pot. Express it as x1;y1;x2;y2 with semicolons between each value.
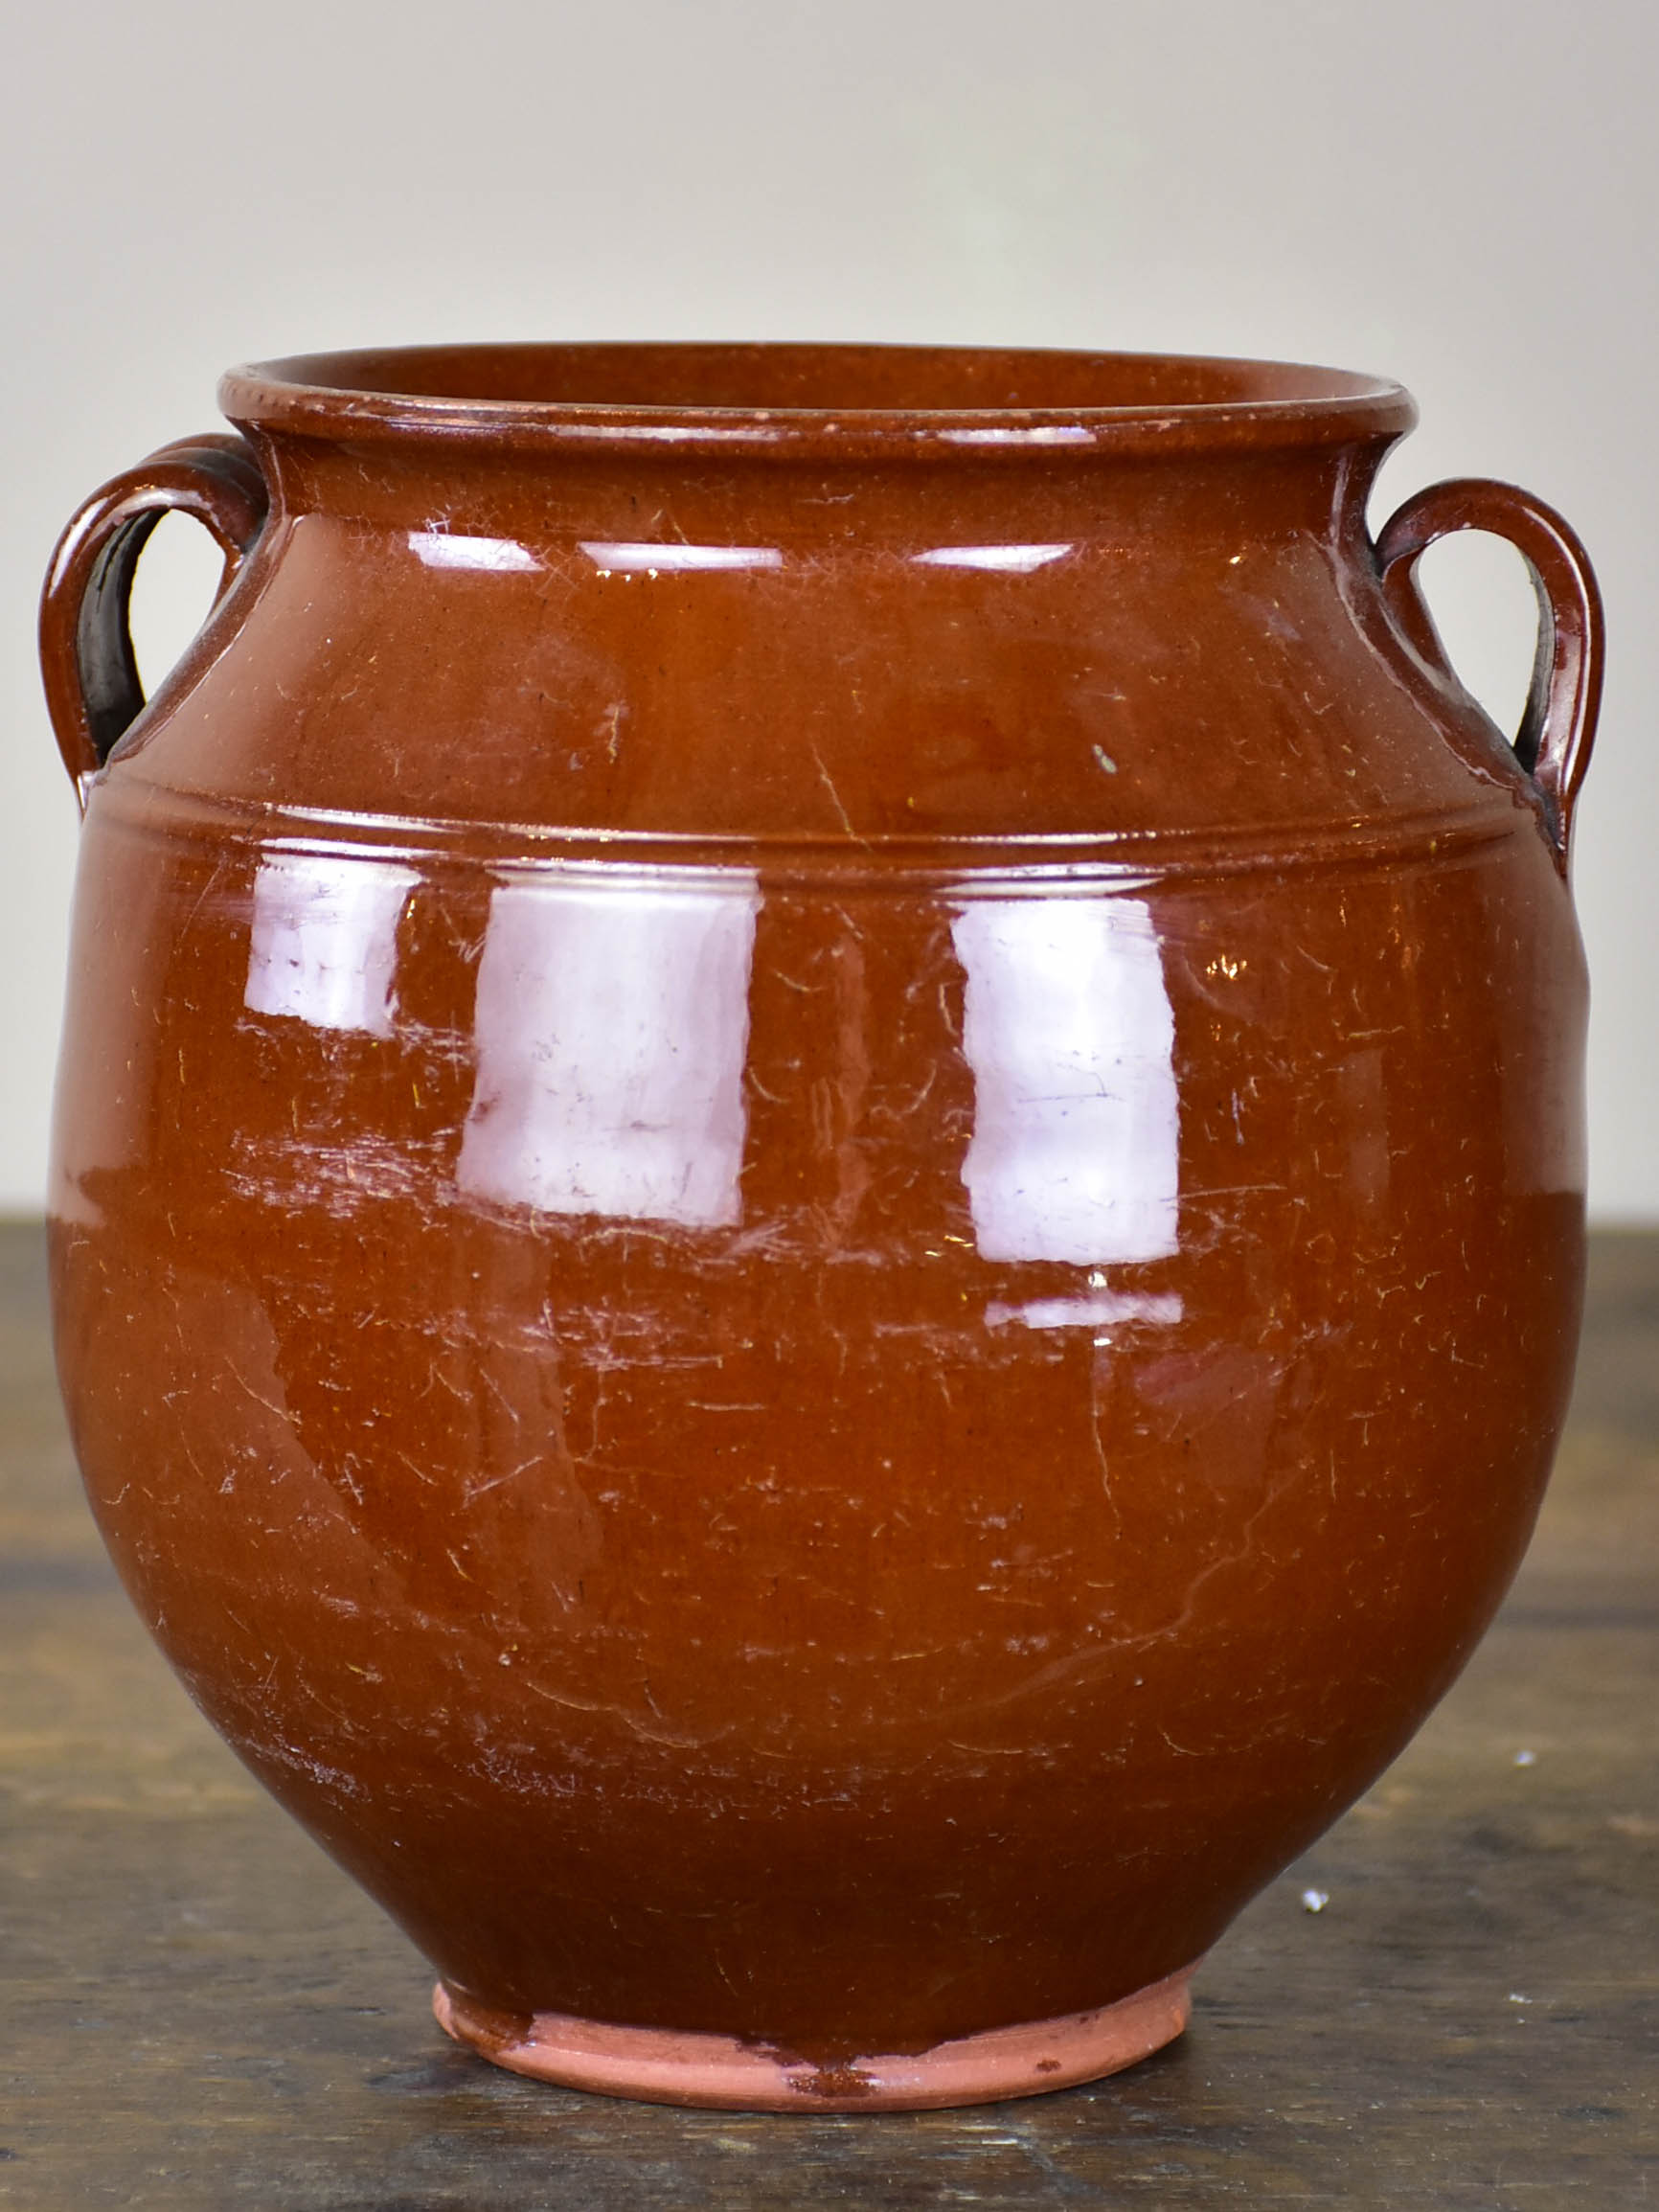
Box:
39;345;1602;2110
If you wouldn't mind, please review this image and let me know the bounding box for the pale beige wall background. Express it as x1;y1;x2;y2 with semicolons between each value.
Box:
2;0;1652;1215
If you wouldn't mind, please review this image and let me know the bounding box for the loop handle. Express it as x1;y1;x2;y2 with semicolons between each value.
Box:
1375;478;1603;868
39;433;268;806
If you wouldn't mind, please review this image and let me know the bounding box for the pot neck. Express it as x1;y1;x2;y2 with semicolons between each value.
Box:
234;427;1398;559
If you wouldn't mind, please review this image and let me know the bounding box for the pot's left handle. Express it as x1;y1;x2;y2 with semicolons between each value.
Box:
39;432;269;809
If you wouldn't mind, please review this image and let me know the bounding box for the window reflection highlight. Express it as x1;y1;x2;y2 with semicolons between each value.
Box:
245;852;418;1037
458;872;761;1229
950;897;1179;1266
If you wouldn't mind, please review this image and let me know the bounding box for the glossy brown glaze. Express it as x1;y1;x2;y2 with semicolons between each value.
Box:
39;344;1602;2105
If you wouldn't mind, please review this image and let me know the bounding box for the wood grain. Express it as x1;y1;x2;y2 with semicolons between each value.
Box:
2;1223;1653;2209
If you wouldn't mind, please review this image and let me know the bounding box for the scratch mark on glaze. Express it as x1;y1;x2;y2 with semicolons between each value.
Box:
808;746;857;839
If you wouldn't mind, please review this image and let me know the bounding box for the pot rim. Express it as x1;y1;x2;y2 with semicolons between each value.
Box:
219;341;1416;460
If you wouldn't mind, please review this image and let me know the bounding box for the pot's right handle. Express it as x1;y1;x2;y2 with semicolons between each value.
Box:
39;432;269;810
1375;478;1603;869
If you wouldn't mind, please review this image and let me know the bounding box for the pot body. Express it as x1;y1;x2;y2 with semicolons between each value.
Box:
42;346;1596;2103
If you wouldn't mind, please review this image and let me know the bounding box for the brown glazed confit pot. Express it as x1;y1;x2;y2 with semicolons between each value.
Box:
39;344;1602;2110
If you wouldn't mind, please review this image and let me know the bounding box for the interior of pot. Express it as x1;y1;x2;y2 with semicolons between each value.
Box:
232;341;1398;419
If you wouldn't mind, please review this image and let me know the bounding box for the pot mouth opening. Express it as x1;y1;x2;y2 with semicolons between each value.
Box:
220;341;1414;456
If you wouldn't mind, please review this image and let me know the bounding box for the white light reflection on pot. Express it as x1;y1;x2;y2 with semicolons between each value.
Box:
244;853;419;1037
940;425;1095;447
986;1291;1184;1330
458;870;761;1229
912;544;1072;574
579;542;784;575
950;896;1179;1266
408;530;541;572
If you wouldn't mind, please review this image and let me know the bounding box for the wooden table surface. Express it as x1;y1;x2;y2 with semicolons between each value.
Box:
2;1222;1653;2209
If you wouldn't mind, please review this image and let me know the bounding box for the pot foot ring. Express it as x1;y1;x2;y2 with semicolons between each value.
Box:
433;1964;1196;2111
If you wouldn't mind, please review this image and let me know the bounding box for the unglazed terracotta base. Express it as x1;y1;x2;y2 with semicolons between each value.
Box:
433;1967;1197;2111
